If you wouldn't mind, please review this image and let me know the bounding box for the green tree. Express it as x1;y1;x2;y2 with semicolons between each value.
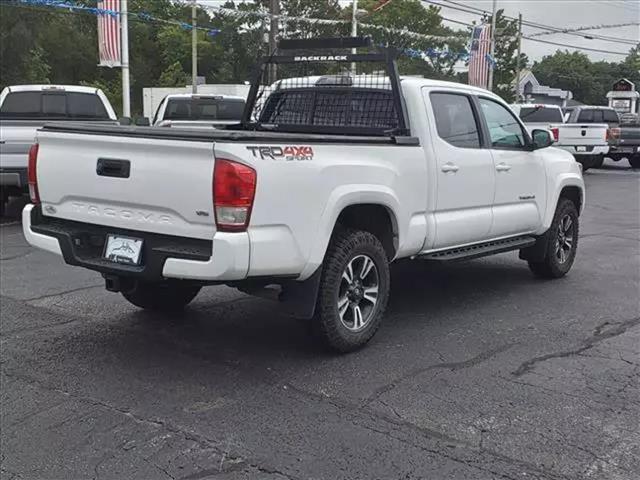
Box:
158;61;188;87
23;46;51;84
359;0;466;80
529;49;640;105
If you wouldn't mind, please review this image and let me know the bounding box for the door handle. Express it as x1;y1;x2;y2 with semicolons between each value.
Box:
496;163;512;172
441;163;459;173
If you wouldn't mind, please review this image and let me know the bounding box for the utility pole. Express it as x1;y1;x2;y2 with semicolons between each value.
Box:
192;0;198;94
120;0;130;117
351;0;359;74
487;0;497;91
514;13;522;101
268;0;279;84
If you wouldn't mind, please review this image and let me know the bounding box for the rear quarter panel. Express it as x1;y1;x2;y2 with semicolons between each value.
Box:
213;141;428;279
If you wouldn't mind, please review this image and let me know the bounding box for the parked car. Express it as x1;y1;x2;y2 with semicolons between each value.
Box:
608;114;640;168
22;40;584;352
152;94;245;128
510;103;564;135
557;105;619;170
511;103;608;171
0;85;118;212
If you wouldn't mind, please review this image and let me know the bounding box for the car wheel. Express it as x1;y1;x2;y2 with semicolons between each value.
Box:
629;155;640;169
122;281;201;311
313;228;390;353
528;198;579;279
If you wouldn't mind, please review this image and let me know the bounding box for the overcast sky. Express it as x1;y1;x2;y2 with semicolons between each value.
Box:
200;0;639;62
427;0;639;62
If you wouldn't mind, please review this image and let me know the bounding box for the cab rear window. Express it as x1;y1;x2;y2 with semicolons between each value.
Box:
259;88;399;131
0;91;110;119
163;98;245;121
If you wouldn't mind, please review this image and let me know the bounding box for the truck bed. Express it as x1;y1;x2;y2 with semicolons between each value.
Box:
41;122;420;145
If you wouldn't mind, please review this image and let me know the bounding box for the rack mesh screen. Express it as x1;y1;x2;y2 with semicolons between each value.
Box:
249;48;400;134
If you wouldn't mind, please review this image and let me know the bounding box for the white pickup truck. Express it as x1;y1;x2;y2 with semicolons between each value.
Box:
0;85;117;212
152;94;245;128
23;38;585;351
510;103;609;171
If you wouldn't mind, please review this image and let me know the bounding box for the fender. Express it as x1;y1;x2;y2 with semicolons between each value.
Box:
297;184;402;280
540;173;585;233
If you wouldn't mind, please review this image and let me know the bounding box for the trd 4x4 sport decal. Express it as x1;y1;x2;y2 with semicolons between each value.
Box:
246;146;314;161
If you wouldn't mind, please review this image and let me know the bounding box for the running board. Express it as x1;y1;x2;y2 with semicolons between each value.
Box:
421;236;537;262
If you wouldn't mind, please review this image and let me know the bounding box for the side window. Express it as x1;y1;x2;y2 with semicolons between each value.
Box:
478;98;526;149
430;92;481;148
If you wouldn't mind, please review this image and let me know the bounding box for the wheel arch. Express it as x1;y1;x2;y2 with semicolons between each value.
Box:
298;186;402;280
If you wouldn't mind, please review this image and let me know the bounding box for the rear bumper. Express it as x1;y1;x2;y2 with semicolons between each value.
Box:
558;145;608;156
22;204;249;282
608;145;639;155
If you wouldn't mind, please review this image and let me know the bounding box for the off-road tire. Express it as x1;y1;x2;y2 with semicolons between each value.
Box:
629;155;640;169
528;198;579;279
122;281;201;311
313;228;390;353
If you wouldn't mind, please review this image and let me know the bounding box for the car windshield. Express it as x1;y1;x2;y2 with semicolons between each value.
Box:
163;97;245;121
0;91;110;119
518;107;563;123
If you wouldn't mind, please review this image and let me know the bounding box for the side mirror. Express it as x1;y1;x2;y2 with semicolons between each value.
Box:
135;117;151;127
118;117;132;126
531;129;553;150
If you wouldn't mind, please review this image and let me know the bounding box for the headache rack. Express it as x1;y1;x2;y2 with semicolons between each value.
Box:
240;37;409;137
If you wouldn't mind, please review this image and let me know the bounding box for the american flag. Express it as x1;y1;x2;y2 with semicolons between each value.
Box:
97;0;121;67
468;24;490;89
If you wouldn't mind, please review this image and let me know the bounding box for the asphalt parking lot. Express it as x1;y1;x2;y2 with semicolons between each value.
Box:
1;160;639;480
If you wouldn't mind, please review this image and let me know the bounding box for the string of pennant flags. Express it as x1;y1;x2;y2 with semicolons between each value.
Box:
13;0;499;66
15;0;222;36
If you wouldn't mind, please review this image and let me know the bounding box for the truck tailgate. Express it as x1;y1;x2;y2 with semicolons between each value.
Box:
36;130;216;240
559;124;607;145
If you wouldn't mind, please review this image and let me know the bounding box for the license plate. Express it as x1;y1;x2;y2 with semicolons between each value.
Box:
104;235;143;265
576;146;587;152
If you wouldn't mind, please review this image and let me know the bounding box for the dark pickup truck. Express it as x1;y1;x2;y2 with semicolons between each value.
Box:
608;117;640;168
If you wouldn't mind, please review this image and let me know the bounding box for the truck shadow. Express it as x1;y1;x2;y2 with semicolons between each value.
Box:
50;255;544;371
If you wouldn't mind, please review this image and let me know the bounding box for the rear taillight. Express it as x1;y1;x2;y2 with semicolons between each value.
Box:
27;143;40;204
607;128;620;141
550;127;559;142
213;158;257;232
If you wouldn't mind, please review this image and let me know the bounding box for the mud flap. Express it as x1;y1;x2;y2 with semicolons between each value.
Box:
519;230;550;262
279;267;322;319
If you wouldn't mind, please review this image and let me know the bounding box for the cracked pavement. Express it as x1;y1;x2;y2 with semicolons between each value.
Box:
1;161;639;479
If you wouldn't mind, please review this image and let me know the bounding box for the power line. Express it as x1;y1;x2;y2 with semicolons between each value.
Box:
522;36;630;56
427;0;639;45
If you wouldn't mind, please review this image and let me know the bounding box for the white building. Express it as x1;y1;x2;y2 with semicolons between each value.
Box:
515;70;573;108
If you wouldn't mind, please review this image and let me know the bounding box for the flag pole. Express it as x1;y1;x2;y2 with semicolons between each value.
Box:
121;0;131;117
487;0;497;91
192;0;198;94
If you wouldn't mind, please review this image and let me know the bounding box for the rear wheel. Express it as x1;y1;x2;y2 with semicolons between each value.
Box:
528;198;579;279
629;155;640;169
313;228;390;353
122;281;201;311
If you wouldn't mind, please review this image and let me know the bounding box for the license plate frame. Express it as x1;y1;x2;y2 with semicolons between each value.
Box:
103;234;144;266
